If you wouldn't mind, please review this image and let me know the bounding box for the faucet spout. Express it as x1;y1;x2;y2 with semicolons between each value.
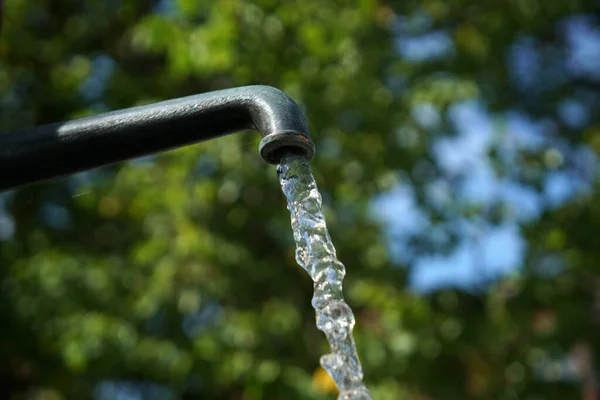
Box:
0;85;315;191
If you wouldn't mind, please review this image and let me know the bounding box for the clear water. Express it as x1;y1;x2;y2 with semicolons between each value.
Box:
278;154;372;400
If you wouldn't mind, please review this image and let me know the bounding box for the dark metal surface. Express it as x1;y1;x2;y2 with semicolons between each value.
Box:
0;85;315;191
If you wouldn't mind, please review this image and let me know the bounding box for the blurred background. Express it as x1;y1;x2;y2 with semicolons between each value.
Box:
1;0;600;399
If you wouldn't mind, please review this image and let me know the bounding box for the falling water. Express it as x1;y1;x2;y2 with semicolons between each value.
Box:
278;153;372;400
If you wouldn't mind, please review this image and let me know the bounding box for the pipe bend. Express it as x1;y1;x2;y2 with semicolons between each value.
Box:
191;85;315;164
234;85;315;164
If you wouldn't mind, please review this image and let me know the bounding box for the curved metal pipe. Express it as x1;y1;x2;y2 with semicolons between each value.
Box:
0;85;315;191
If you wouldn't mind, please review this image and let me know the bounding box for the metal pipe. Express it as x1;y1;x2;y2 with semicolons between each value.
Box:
0;85;315;191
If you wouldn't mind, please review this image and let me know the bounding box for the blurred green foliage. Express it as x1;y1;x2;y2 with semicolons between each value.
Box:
1;0;600;399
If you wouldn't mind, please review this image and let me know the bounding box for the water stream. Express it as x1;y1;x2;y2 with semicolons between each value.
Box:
278;154;372;400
